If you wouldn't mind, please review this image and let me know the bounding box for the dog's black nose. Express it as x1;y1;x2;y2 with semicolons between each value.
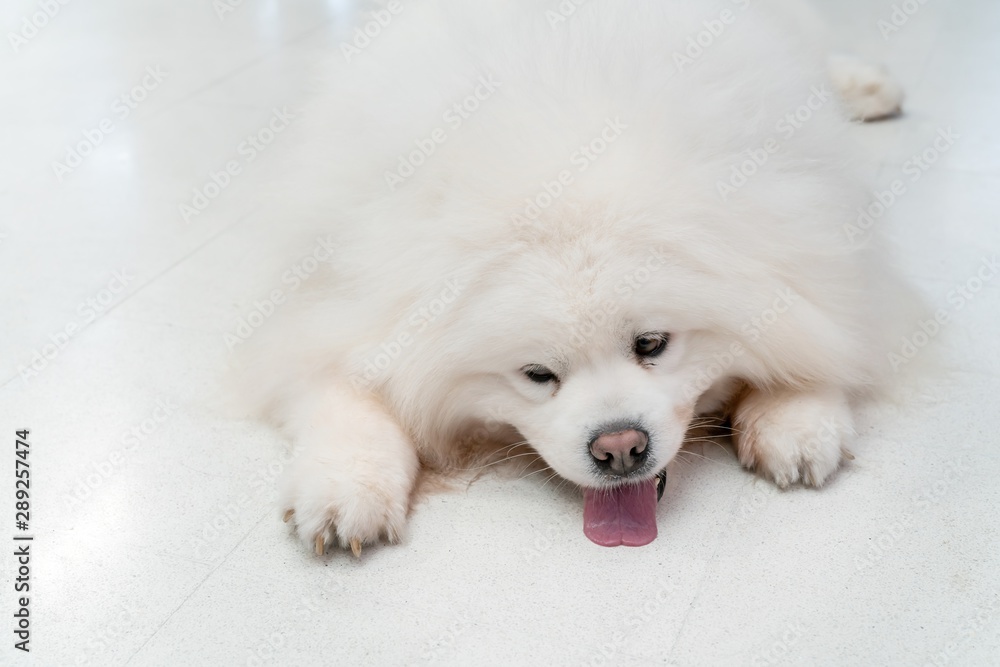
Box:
589;427;648;476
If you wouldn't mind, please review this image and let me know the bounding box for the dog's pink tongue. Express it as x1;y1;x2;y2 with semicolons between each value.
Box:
583;481;659;547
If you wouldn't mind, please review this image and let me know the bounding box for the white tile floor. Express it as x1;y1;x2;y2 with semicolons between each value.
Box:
1;1;998;665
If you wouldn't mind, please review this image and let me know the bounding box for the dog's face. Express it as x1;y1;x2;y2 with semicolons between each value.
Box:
504;328;697;488
447;226;730;490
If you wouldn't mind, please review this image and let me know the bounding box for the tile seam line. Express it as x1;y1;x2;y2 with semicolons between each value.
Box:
873;20;949;184
129;19;336;127
661;485;745;662
123;509;273;665
0;211;255;391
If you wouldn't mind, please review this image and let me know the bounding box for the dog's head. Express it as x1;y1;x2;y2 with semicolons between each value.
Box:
426;219;742;490
381;198;864;492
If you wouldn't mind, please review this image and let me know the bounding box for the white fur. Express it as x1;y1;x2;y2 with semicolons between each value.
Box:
280;382;418;551
733;386;855;488
240;0;914;553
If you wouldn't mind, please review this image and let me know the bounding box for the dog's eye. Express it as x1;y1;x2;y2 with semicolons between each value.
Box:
635;333;669;358
522;365;558;384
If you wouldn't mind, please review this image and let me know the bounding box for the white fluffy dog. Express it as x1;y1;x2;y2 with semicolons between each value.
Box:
242;0;912;554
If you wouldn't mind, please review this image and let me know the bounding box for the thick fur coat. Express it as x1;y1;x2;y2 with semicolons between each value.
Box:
238;0;912;554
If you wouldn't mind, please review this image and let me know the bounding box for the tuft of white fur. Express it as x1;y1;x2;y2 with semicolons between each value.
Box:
235;0;917;553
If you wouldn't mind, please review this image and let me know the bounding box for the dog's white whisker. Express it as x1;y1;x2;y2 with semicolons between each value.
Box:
676;450;737;470
539;472;561;491
516;467;555;483
452;451;541;472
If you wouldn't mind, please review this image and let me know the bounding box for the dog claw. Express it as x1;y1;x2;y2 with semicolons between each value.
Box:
842;449;856;461
350;539;362;558
283;509;294;523
315;535;325;556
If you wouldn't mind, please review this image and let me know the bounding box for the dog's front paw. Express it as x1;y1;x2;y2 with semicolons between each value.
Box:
279;385;421;557
282;445;417;556
733;387;854;488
